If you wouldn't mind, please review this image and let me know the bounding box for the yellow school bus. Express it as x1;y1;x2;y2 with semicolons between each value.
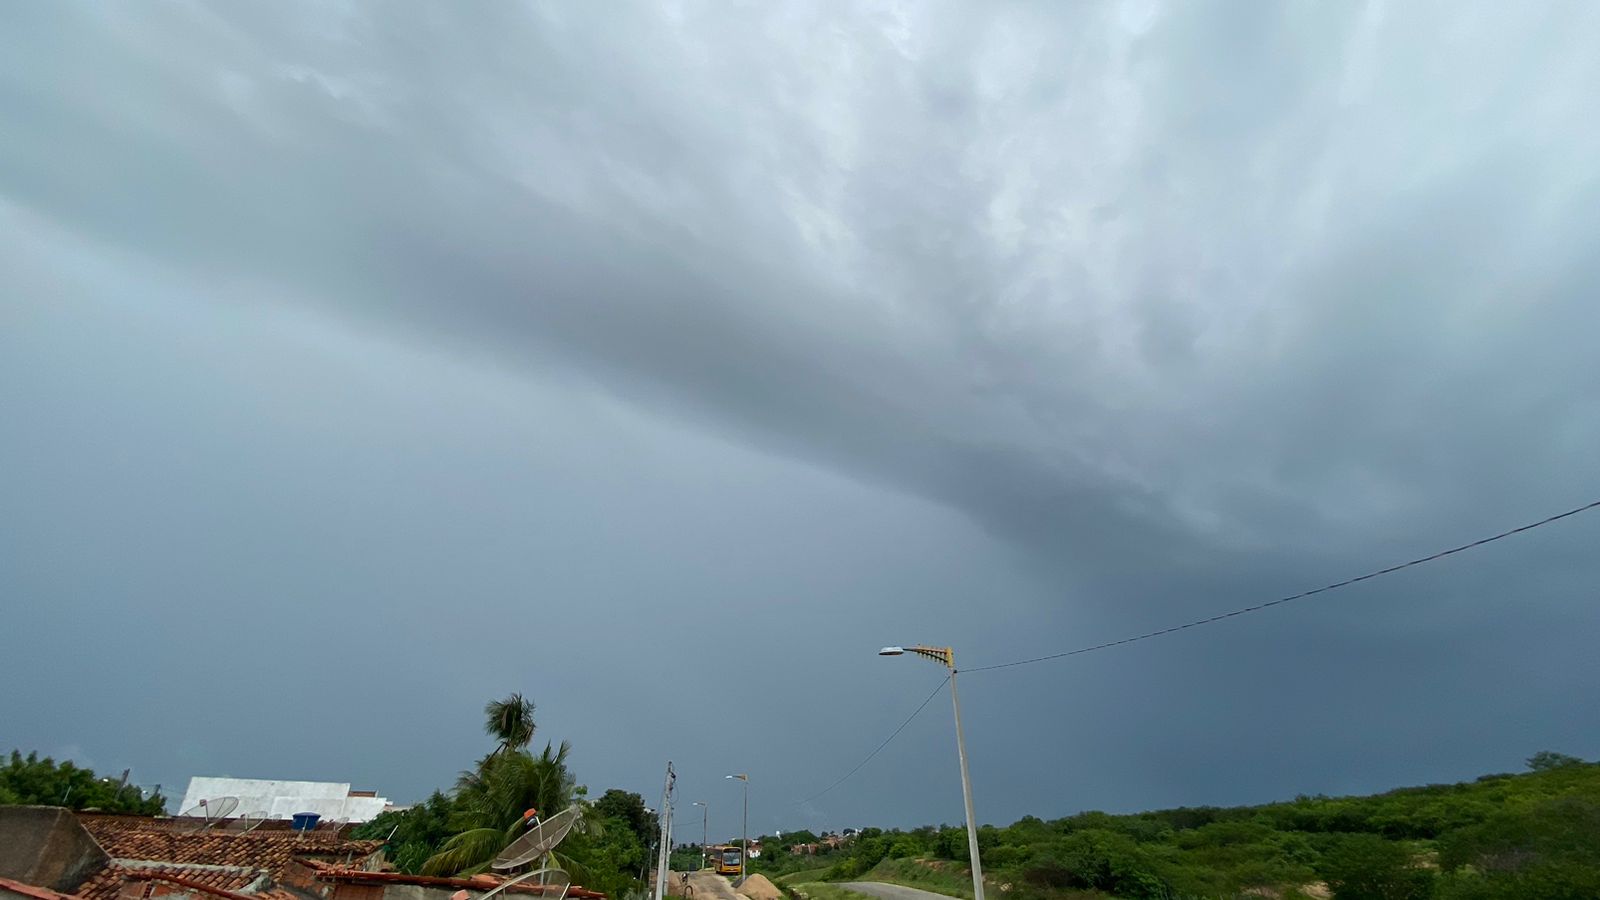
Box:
710;844;742;876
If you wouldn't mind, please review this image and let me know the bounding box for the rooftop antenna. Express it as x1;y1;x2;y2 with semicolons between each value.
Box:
320;816;349;838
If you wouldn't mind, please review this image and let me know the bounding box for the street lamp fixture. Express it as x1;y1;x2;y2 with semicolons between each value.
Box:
725;774;749;885
879;644;984;900
692;801;708;870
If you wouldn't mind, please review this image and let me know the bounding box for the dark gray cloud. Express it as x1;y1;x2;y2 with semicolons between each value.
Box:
3;2;1598;835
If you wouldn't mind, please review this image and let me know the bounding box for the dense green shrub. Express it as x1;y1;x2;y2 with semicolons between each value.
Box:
764;757;1599;900
1317;833;1434;900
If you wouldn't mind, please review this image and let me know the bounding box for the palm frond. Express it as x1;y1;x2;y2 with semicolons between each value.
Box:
484;693;537;753
421;827;510;876
550;850;593;885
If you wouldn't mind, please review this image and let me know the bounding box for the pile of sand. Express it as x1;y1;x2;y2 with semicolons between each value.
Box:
735;874;783;900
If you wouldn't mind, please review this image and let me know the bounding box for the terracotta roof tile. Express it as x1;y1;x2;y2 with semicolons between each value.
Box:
71;814;381;900
65;815;604;900
76;815;379;874
0;877;80;900
75;865;264;900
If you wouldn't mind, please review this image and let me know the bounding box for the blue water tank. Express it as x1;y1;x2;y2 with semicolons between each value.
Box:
291;812;321;832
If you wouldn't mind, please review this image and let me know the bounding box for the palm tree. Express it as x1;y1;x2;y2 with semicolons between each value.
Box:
422;741;598;877
484;693;536;756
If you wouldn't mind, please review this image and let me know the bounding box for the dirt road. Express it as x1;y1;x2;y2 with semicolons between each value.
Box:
681;871;743;900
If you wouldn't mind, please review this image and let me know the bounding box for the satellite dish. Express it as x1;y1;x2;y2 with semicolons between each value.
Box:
240;811;272;833
202;796;240;829
492;806;581;870
319;817;348;837
180;796;240;831
478;867;570;900
175;802;207;831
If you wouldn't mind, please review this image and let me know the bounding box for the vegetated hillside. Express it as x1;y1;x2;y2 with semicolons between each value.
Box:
753;753;1600;900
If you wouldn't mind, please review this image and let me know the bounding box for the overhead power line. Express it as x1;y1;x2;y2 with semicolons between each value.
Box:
786;496;1599;808
793;674;950;806
963;497;1600;674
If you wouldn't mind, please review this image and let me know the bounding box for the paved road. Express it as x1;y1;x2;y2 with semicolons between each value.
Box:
838;883;962;900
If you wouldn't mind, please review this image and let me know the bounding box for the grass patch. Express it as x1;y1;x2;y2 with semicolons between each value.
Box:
776;868;837;886
858;858;976;899
787;885;865;900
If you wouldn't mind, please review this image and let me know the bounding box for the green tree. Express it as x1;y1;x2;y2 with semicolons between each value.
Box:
669;845;704;871
484;693;537;757
1;750;165;815
352;791;457;874
1437;794;1600;899
1526;751;1585;773
1318;833;1434;900
773;829;819;849
565;815;648;898
1020;829;1173;898
423;741;586;876
594;789;653;847
934;827;967;860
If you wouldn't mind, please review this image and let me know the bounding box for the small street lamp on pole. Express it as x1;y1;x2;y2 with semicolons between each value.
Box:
725;774;749;885
879;646;985;900
692;801;709;870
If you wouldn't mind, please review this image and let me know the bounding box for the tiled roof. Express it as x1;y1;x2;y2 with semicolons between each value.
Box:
75;865;263;900
70;814;381;900
75;815;381;873
65;814;605;900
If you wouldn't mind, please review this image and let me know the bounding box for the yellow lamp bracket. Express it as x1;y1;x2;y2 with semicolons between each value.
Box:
906;645;955;670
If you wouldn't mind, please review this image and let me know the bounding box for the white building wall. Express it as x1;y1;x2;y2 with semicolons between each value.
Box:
178;777;391;823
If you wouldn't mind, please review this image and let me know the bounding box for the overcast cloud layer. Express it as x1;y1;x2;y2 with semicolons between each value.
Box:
3;3;1599;835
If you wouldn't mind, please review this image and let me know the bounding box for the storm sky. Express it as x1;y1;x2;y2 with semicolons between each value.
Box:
3;2;1598;838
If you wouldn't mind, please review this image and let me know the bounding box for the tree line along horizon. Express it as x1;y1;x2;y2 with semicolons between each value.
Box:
5;694;1597;900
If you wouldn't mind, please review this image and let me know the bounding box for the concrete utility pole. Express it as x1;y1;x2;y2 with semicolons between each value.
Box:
725;774;749;885
879;646;985;900
693;802;709;869
654;762;676;900
948;666;985;900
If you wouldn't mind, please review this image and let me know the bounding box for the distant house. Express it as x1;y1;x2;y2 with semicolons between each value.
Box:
176;779;392;824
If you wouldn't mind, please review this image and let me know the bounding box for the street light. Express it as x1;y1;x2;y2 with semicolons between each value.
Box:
725;774;749;885
878;646;984;900
692;801;709;870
